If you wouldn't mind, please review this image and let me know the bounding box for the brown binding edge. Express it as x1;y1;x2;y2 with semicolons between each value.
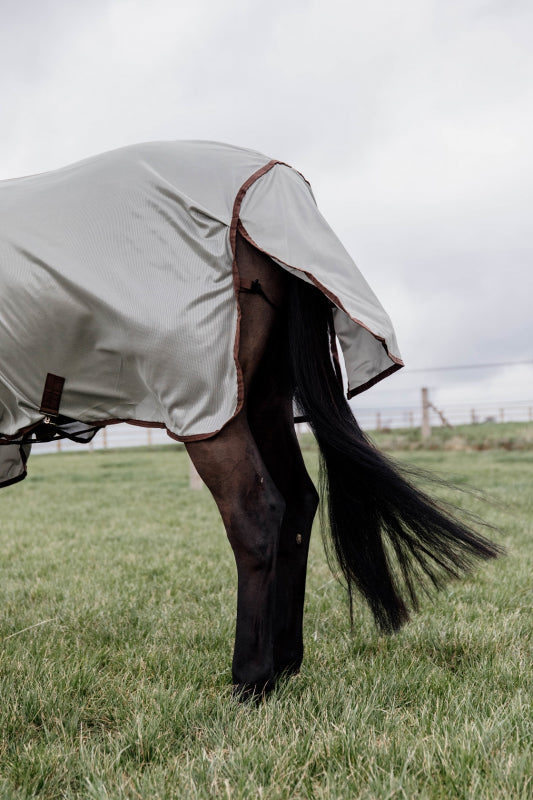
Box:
228;159;284;424
236;223;405;394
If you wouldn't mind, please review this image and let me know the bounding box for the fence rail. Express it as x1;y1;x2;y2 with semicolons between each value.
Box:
29;394;533;456
354;397;533;433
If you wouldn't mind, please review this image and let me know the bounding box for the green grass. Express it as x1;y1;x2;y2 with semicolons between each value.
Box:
0;443;532;799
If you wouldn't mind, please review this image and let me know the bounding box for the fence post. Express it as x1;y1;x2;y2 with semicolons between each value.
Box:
421;387;431;440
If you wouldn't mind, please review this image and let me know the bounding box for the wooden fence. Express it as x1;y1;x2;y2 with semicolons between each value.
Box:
33;390;533;456
358;389;533;439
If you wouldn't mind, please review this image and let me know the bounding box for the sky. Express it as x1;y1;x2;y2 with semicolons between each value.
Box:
1;0;532;427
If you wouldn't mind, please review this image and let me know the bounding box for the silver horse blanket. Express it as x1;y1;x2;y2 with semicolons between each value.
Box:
0;141;403;486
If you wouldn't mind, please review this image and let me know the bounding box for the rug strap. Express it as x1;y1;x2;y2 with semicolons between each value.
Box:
239;278;279;311
39;373;65;417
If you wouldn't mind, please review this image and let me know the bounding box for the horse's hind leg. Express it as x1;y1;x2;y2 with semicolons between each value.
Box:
186;231;286;699
186;415;285;698
248;331;319;679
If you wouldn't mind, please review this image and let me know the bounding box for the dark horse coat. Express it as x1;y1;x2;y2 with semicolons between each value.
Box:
0;141;402;485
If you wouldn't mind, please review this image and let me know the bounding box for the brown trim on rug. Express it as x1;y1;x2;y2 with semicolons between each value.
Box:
236;223;405;390
347;362;403;397
0;421;44;442
0;415;229;446
228;158;284;426
229;160;282;254
304;270;405;368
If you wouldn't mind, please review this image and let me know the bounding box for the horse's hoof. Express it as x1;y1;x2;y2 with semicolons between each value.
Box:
232;678;275;703
273;659;302;680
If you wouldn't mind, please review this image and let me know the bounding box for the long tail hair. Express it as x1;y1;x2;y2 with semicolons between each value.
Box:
286;276;502;632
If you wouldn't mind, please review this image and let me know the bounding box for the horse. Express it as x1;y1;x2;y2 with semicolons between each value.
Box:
0;141;501;700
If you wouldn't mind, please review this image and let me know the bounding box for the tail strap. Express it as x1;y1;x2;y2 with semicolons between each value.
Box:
239;278;279;311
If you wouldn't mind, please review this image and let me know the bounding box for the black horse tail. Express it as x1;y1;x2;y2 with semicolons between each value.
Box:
286;275;502;632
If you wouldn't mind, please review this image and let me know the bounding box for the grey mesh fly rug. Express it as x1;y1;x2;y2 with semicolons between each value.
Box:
0;140;403;486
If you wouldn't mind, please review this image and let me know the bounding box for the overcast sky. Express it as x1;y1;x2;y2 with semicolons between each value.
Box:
1;0;531;423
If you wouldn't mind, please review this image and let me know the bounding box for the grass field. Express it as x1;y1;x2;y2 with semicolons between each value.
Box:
0;436;532;799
